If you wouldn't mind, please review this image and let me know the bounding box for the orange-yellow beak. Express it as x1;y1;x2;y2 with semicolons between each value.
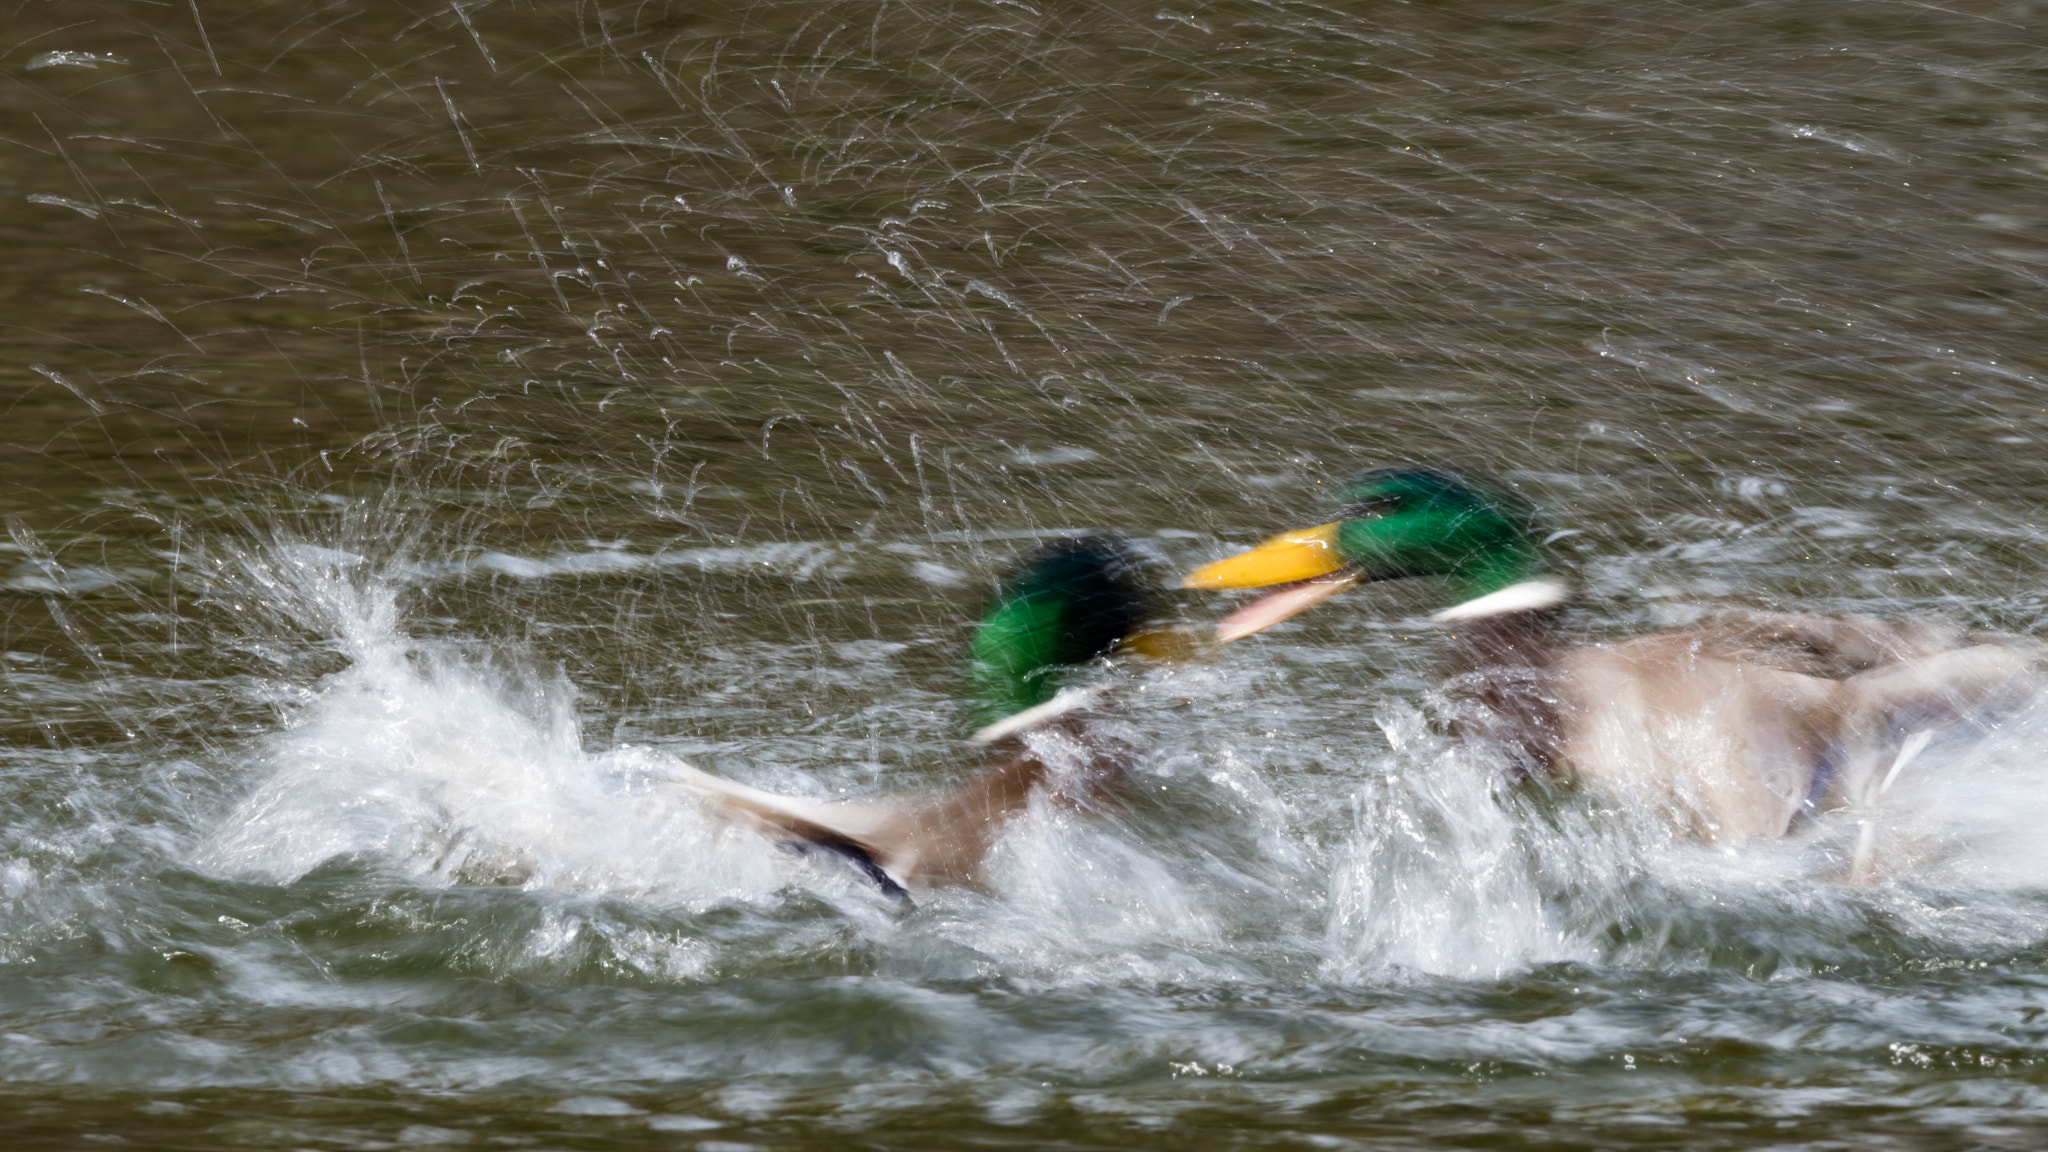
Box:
1181;522;1347;589
1182;523;1359;642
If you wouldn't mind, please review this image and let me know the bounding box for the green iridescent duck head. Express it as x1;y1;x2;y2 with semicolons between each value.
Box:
1183;467;1563;641
967;536;1153;736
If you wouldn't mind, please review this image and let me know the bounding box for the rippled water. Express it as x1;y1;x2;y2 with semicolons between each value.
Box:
4;0;2048;1147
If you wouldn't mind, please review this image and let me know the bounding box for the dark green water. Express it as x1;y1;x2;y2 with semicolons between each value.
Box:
5;0;2048;1147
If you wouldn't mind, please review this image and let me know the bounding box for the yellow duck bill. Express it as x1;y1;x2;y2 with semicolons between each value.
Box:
1181;522;1347;589
1182;522;1357;642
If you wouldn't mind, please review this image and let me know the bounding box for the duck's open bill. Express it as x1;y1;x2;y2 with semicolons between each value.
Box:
1183;522;1355;642
1212;573;1360;642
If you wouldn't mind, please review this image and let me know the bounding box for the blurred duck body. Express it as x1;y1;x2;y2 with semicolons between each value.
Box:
1186;468;2042;842
666;537;1150;898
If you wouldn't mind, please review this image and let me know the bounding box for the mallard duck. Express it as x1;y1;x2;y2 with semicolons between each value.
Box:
665;537;1152;900
1183;467;2043;842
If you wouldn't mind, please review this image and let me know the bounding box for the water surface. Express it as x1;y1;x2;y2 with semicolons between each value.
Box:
4;1;2048;1147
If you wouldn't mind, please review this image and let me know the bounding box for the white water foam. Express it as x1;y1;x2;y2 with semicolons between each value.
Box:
195;546;789;908
1322;700;1601;982
1320;687;2048;981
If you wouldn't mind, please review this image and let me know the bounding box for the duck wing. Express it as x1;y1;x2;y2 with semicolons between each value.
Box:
1823;640;2045;806
1688;612;1967;679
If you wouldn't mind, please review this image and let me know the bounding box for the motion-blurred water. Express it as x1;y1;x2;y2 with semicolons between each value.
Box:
5;1;2048;1147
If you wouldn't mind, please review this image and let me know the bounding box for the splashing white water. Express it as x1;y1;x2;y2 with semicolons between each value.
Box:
1320;686;2048;981
196;543;789;907
1322;700;1602;981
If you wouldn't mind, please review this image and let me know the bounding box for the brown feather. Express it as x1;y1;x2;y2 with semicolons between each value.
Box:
665;717;1131;893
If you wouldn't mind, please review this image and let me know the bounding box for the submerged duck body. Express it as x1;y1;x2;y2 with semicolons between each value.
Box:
1188;468;2042;842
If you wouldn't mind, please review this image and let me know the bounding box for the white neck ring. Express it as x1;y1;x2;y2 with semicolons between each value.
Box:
1429;579;1572;623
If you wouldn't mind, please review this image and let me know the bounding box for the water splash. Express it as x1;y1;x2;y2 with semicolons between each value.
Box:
195;539;794;907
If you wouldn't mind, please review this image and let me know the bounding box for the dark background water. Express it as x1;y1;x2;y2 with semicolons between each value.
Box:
5;1;2048;1148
